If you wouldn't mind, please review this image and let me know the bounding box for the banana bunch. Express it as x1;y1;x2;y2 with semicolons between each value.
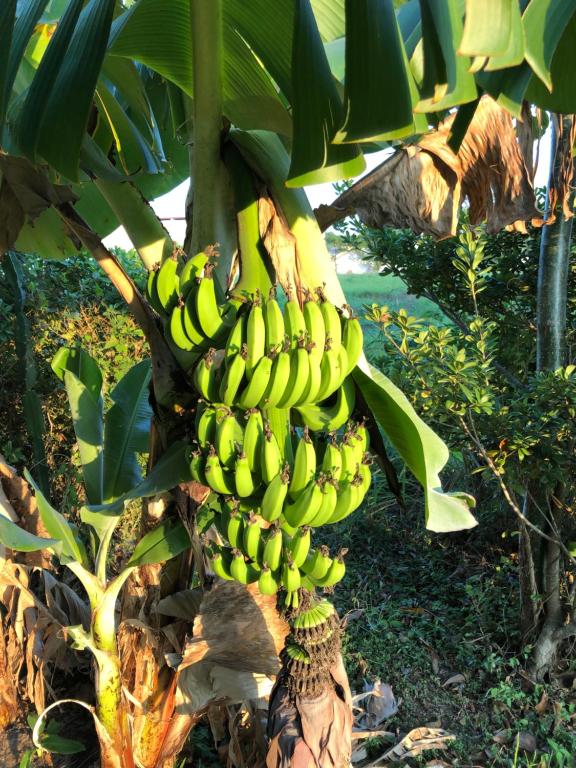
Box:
190;286;363;427
146;251;237;369
194;420;372;607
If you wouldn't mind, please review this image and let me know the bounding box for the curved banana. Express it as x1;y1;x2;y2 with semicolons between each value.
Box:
204;447;236;495
241;511;263;561
260;344;291;408
210;549;234;580
321;435;342;481
195;263;227;339
235;451;257;498
309;477;338;526
225;505;244;548
215;408;243;468
219;344;248;406
146;267;165;316
193;349;220;402
230;549;259;584
243;409;264;474
326;472;363;524
169;304;195;351
309;553;346;587
340;432;363;483
277;337;310;409
298;347;322;405
246;292;266;378
303;293;326;361
342;311;363;374
264;287;285;353
318;287;342;351
261;463;290;522
237;354;273;410
262;524;283;571
283;480;323;527
189;450;206;485
183;290;208;348
284;288;306;348
179;251;209;296
282;558;302;593
156;255;180;311
288;526;311;568
302;545;332;580
315;341;340;402
289;427;316;499
258;565;279;595
195;403;217;448
262;424;283;484
295;376;356;433
225;313;246;361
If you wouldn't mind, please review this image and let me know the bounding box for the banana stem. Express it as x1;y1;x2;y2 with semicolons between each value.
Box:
189;0;224;254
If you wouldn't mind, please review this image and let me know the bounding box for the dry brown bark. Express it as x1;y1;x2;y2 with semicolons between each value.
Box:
315;96;539;239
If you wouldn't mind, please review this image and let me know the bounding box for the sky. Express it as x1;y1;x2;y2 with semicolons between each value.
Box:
103;130;552;251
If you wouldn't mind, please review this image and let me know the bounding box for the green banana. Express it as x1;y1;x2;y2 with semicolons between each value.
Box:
264;287;285;353
335;345;349;392
261;343;291;408
327;472;363;524
169;303;195;351
277;336;310;409
258;565;279;595
354;422;369;453
179;251;209;296
303;292;326;361
215;408;243;468
219;344;248;406
195;403;217;448
193;349;220;402
146;266;165;316
295;376;356;432
235;451;257;498
189;450;206;485
242;511;263;561
243;409;264;473
262;423;283;484
166;333;198;372
301;545;332;580
284;288;307;348
195;263;227;339
288;526;311;567
183;290;208;348
230;549;259;584
246;292;266;378
340;432;363;483
282;557;302;592
298;344;322;405
226;504;244;548
210;549;234;580
238;354;272;409
156;254;180;311
261;463;290;522
283;480;323;527
262;523;283;571
309;553;346;587
321;434;342;481
204;446;236;495
309;476;338;526
289;427;316;499
225;313;246;361
342;310;363;374
317;287;342;351
315;339;340;402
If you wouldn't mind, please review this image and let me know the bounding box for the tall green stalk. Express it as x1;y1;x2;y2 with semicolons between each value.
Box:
536;116;574;372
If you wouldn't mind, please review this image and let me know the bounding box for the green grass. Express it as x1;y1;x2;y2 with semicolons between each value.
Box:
339;272;443;320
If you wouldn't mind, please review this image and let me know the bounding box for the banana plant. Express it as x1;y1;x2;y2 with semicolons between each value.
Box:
0;349;194;763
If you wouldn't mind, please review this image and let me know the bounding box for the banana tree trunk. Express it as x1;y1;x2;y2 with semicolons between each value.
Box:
524;114;575;678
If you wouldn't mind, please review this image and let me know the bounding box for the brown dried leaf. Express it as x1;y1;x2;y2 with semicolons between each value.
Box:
442;673;466;688
373;727;456;763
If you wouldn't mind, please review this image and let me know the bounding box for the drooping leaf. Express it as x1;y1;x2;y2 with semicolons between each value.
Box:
32;0;116;179
525;11;576;113
39;734;85;755
335;0;415;143
51;347;104;505
484;0;524;70
414;0;477;113
287;0;364;185
0;512;58;552
354;365;477;533
14;0;84;161
103;359;152;502
476;62;533;117
24;470;86;561
126;519;191;567
459;0;517;58
0;1;17;128
523;0;576;91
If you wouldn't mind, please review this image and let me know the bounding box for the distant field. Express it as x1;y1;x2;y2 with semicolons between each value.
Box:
338;272;443;321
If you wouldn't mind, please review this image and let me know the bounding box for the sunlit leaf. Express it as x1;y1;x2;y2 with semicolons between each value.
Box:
459;0;517;58
126;519;191;567
523;0;576;91
0;513;58;552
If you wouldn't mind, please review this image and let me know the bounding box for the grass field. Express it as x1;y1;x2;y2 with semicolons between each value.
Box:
338;272;442;320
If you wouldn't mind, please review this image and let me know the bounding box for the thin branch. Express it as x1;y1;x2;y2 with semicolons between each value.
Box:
459;415;576;567
57;202;156;338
